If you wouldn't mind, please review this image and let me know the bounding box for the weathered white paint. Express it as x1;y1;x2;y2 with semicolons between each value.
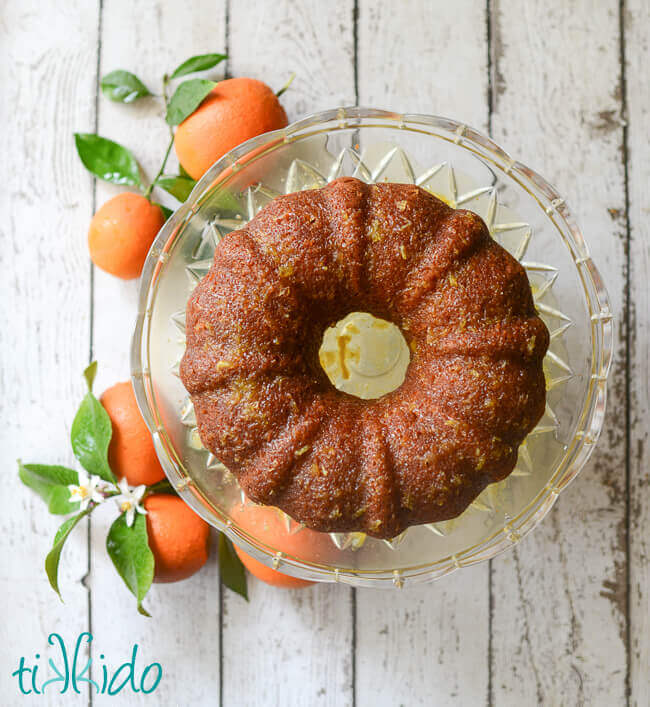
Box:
490;1;628;704
358;0;489;123
626;2;650;705
223;4;355;706
355;1;491;705
90;2;226;705
229;0;356;114
0;1;99;703
223;580;353;706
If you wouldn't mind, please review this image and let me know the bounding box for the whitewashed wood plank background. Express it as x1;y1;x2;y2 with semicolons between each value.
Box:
1;1;646;705
1;3;98;707
490;2;628;704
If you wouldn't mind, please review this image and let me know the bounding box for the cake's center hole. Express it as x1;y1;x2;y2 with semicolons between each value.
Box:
318;312;410;399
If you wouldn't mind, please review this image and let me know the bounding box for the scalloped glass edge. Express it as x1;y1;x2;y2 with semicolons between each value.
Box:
131;107;613;588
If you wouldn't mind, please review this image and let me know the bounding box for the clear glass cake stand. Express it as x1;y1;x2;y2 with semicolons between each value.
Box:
131;107;612;588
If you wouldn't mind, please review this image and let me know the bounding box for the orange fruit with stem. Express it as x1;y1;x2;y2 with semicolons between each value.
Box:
88;192;165;279
174;77;288;180
144;494;210;583
230;502;335;588
100;381;166;487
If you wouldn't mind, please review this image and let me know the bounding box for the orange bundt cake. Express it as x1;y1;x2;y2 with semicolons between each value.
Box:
180;177;549;539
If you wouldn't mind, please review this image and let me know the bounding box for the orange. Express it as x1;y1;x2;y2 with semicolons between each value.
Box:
144;494;210;583
230;502;335;589
100;381;166;487
174;78;288;180
88;192;165;279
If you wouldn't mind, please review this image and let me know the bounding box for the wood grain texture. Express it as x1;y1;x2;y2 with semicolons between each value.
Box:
229;0;356;113
356;567;490;707
224;3;355;706
223;581;353;706
358;0;489;125
489;1;628;704
355;2;491;705
90;2;226;704
625;1;650;705
0;1;99;702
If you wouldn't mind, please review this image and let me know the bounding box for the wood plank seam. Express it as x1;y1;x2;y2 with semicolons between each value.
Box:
487;2;495;705
220;11;228;707
625;2;649;703
352;3;359;706
626;2;650;701
220;10;228;707
618;0;633;703
224;0;231;81
86;3;104;705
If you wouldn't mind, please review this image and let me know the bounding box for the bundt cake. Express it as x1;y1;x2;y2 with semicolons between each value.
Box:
180;177;549;539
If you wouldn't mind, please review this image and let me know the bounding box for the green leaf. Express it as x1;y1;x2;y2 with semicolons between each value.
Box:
101;70;151;103
74;133;142;187
214;189;242;214
71;392;115;483
179;163;193;179
165;79;216;126
155;203;174;221
146;478;176;495
46;510;90;598
106;513;154;616
275;72;296;98
218;534;248;600
18;462;80;515
48;486;80;515
170;53;227;79
156;175;196;202
83;361;98;390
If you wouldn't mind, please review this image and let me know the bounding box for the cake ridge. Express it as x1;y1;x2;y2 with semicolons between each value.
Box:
397;208;489;315
180;177;549;538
